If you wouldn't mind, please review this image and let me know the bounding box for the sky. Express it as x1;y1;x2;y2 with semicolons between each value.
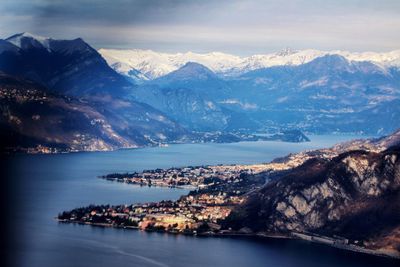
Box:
0;0;399;55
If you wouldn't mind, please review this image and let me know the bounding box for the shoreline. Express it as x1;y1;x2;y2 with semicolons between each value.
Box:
56;219;399;260
4;132;370;155
100;177;197;190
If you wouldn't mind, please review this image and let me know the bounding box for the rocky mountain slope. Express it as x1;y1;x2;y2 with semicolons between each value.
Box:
128;54;400;134
0;73;190;152
130;62;259;131
226;54;400;134
223;130;400;257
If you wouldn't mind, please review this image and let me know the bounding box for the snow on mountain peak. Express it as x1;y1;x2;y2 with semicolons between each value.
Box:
98;48;243;79
6;32;52;50
12;32;49;40
19;32;49;40
5;33;90;55
276;47;297;56
98;48;400;81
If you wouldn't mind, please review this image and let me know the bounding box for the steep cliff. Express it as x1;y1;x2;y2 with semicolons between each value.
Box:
224;134;400;257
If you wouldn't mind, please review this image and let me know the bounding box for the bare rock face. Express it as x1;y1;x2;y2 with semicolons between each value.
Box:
224;143;400;255
290;195;311;215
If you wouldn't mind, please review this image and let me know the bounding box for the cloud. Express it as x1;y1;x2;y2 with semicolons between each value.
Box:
0;0;399;55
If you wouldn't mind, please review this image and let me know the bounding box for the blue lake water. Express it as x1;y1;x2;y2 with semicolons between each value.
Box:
5;135;399;267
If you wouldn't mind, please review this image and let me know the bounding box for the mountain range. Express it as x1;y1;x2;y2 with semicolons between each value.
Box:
130;62;246;131
1;32;399;151
99;47;400;81
125;53;400;134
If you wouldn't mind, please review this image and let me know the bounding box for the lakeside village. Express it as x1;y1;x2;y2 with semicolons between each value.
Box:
58;150;319;234
99;164;271;188
57;151;381;257
57;152;394;258
58;162;294;234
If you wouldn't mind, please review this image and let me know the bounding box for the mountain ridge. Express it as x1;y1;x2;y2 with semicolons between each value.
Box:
129;54;400;134
0;32;132;98
99;47;400;81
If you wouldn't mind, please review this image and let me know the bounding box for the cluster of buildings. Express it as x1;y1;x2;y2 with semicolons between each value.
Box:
60;162;297;234
0;87;48;103
59;191;246;233
101;164;272;188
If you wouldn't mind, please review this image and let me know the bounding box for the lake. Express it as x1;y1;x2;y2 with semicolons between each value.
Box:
4;135;399;267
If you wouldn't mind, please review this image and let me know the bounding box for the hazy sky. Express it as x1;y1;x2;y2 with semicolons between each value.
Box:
0;0;399;55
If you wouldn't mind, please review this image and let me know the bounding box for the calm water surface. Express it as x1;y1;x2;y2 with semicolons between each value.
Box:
6;136;399;267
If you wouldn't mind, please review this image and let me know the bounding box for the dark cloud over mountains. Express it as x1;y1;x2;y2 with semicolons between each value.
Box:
0;0;399;54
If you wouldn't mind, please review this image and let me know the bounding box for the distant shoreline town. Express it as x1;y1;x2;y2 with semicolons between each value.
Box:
58;161;398;259
58;130;400;259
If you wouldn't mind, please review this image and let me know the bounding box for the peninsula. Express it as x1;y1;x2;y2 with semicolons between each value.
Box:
58;130;400;259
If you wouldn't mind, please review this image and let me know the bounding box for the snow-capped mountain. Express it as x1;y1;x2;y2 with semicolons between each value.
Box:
129;54;400;134
0;32;131;97
98;48;243;80
1;32;400;136
0;33;192;151
6;32;94;55
6;32;53;51
99;47;400;81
